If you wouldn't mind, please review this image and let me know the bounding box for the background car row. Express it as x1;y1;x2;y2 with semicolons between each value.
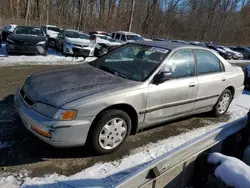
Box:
0;24;148;57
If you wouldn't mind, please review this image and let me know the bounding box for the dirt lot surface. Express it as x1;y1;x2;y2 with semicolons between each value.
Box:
0;65;232;177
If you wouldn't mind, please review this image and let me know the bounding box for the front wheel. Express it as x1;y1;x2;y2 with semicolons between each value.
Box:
89;109;131;154
212;89;232;117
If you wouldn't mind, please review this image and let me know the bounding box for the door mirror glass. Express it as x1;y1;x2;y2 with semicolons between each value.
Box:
153;71;172;84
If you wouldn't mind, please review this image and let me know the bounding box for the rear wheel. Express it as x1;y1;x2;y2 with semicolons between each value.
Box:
89;109;131;154
212;89;232;117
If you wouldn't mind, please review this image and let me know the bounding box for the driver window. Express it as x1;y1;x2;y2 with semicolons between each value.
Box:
163;50;195;79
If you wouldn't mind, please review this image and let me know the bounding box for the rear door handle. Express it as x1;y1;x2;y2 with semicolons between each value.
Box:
222;78;226;81
189;83;196;87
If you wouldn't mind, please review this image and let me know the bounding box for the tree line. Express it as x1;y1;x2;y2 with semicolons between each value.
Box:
1;0;250;45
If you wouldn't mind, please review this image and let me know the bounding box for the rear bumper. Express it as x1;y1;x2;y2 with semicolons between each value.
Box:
14;88;95;147
7;43;47;54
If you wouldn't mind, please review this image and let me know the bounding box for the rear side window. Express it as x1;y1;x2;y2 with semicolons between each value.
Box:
121;34;126;41
115;33;121;40
195;50;222;75
111;33;115;38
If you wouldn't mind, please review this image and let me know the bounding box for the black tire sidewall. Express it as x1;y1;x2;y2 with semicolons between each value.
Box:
90;110;131;154
213;89;232;117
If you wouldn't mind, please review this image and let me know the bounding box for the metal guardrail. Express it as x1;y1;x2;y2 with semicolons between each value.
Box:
115;115;249;188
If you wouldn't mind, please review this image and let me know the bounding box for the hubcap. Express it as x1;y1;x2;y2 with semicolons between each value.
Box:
218;93;230;114
98;118;127;150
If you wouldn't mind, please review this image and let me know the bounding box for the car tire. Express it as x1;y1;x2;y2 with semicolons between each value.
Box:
89;109;132;155
212;89;232;117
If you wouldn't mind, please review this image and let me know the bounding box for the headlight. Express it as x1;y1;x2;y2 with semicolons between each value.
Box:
32;102;76;120
37;41;46;45
54;109;77;120
7;38;14;43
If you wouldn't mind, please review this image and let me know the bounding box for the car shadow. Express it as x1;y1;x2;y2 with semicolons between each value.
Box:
0;94;232;169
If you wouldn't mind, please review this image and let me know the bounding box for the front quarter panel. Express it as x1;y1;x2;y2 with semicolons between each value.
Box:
62;86;147;124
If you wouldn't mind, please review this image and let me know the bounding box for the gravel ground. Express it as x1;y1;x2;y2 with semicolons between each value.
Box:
0;65;232;177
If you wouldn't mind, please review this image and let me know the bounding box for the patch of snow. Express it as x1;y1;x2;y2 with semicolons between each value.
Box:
208;152;250;188
0;44;96;66
0;92;249;187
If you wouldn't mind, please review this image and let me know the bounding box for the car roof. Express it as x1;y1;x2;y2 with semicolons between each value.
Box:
42;25;58;27
115;31;140;35
132;40;210;51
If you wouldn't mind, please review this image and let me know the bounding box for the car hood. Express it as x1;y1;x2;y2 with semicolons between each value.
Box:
65;37;90;46
47;30;59;38
23;64;137;107
9;34;46;44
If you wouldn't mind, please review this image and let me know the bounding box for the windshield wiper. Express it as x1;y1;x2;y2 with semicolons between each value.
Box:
96;65;128;79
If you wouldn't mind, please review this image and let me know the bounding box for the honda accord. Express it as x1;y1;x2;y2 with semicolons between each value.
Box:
15;41;245;154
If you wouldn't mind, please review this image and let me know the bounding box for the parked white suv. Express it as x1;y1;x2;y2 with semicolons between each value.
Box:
111;31;143;44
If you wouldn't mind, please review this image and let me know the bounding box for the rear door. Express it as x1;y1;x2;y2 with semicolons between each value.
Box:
193;50;227;113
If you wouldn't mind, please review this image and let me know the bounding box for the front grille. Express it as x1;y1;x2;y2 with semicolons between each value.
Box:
20;88;34;106
72;48;90;56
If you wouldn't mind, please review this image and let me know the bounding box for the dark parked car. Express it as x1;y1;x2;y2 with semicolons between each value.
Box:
152;38;168;41
1;24;17;41
230;47;250;59
6;26;48;55
206;44;233;59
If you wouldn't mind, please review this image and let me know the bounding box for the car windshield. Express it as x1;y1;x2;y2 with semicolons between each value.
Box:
15;27;44;36
90;44;169;81
66;31;89;39
48;27;60;32
126;35;143;41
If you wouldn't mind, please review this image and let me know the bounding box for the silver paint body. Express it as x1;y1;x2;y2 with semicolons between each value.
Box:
14;45;245;147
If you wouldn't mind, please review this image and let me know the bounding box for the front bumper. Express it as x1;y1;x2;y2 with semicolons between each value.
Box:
63;43;94;57
7;43;47;55
14;88;95;147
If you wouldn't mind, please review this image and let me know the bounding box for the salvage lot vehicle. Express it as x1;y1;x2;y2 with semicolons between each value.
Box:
6;26;48;56
90;33;122;57
111;31;143;43
1;24;17;41
56;29;95;57
41;25;61;48
15;41;244;154
216;46;243;60
230;46;250;59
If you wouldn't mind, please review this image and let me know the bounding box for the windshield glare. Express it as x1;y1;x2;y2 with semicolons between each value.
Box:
15;27;44;36
66;31;89;39
90;44;168;81
127;35;143;41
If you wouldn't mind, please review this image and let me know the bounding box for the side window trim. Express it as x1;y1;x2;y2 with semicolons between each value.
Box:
194;49;223;76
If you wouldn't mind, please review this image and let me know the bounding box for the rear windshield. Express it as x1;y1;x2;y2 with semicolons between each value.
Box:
48;27;60;32
15;27;44;36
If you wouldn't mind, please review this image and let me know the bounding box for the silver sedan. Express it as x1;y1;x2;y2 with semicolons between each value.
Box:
15;41;244;154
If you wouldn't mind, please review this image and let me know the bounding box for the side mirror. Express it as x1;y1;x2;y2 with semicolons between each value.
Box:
153;71;172;84
46;34;50;38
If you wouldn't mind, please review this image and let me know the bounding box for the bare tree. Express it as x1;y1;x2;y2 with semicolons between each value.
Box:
128;0;135;31
25;0;31;25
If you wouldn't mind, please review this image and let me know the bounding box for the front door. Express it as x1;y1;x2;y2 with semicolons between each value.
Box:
145;50;199;124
